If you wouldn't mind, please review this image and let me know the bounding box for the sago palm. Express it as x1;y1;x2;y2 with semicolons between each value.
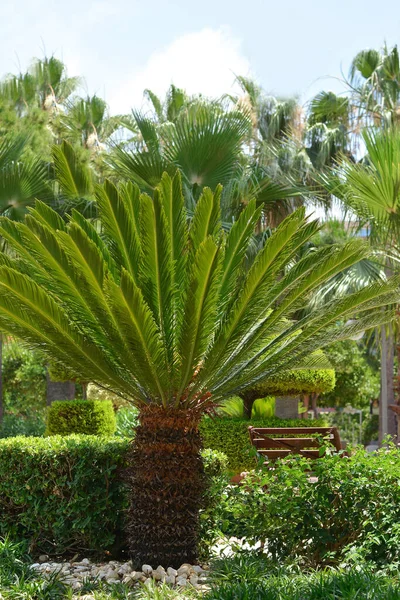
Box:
0;171;397;566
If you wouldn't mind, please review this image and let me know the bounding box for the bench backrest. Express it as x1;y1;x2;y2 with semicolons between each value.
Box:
248;426;342;461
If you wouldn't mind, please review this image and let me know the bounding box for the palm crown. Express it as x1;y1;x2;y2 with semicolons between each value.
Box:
0;171;396;410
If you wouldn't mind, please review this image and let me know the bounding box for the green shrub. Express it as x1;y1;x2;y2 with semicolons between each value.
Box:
216;445;400;569
46;399;116;436
199;416;327;472
219;396;275;419
115;405;139;438
0;436;226;556
0;412;46;438
0;435;129;555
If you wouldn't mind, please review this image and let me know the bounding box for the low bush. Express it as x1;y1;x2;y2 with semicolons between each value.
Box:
115;405;139;438
215;445;400;569
199;416;327;472
0;412;46;438
46;399;116;436
0;436;227;557
0;435;129;555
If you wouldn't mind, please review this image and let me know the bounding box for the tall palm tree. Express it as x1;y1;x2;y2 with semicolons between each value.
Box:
56;95;135;150
321;128;400;438
348;44;400;128
0;171;396;565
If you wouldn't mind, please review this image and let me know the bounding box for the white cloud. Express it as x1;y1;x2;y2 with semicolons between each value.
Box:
109;26;251;114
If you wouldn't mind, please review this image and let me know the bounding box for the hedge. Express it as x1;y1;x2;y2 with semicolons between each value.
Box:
46;399;116;436
199;416;328;472
253;367;335;397
0;435;227;556
0;435;129;555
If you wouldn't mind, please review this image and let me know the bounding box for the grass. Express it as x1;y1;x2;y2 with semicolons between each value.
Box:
2;540;400;599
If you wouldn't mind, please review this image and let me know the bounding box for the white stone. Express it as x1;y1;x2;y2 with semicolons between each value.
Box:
190;574;199;585
177;566;190;576
144;578;153;588
81;558;90;565
132;571;144;581
177;576;188;587
71;582;82;590
167;567;178;577
106;569;119;579
152;566;166;581
39;555;49;563
165;575;176;585
142;564;153;575
192;565;205;574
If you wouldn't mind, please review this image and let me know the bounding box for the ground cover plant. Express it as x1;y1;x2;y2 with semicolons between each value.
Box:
0;169;397;569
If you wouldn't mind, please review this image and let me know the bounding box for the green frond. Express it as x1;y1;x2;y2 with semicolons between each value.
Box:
95;180;140;283
189;186;222;252
52;141;93;200
178;236;222;398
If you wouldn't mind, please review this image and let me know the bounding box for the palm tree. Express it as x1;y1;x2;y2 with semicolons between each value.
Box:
321;128;400;439
0;171;396;565
56;95;135;150
348;44;400;128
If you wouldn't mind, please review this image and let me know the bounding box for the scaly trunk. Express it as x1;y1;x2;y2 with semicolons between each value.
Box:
126;406;205;568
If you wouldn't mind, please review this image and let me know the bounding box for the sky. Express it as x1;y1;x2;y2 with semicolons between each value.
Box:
1;0;400;116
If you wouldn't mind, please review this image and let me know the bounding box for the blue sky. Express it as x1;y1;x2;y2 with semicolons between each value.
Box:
1;0;399;114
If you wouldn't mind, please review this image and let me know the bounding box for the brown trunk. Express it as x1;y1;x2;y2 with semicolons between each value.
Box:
241;392;256;419
301;395;309;419
126;406;205;568
311;393;319;419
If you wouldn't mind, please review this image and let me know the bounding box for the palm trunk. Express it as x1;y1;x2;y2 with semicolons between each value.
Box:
126;406;205;568
380;323;396;442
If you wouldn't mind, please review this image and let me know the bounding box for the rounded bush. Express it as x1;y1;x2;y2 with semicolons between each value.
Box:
254;367;335;397
46;399;116;436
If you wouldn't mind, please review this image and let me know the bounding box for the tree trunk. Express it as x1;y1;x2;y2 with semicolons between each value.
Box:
301;395;309;419
46;370;76;405
242;392;256;419
380;323;396;442
311;393;319;419
126;406;205;568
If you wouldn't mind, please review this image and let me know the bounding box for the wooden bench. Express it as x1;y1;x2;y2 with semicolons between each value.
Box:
248;426;342;462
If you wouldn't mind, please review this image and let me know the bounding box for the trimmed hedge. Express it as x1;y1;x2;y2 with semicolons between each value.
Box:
46;399;116;436
0;435;228;556
254;367;335;397
199;416;328;472
0;435;129;555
